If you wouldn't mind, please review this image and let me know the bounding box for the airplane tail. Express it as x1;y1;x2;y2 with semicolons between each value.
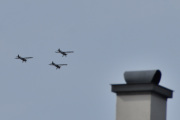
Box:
55;49;61;53
49;61;55;65
15;54;20;59
59;48;62;52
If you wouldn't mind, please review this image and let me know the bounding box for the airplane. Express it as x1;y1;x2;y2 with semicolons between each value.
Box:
49;61;67;69
15;54;33;62
55;48;74;57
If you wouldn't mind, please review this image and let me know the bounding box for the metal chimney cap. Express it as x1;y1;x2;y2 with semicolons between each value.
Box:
124;70;161;85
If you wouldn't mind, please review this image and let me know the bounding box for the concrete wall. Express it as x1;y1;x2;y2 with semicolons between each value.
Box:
151;93;167;120
116;93;167;120
116;93;151;120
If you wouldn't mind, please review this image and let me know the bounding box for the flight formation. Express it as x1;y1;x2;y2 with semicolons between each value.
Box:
15;48;74;70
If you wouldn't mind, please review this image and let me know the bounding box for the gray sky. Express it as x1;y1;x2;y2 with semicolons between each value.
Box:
0;0;179;120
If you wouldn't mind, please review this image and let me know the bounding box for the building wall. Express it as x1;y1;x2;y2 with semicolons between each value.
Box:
116;93;167;120
151;93;167;120
116;93;151;120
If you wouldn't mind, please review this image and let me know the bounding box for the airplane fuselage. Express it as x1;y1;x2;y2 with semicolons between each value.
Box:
20;58;27;62
61;52;67;56
17;56;27;62
49;62;67;69
50;62;61;69
53;63;60;69
56;49;73;57
55;65;60;69
15;55;33;63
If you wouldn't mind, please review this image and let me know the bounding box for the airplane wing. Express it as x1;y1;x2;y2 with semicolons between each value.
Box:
57;64;67;66
24;57;33;59
64;51;74;53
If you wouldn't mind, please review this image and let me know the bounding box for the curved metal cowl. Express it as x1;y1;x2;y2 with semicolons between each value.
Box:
124;70;161;85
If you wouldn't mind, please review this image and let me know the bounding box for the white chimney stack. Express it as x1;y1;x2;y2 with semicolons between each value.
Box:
111;70;173;120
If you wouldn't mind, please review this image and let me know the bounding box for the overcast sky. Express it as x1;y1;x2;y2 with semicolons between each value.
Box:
0;0;180;120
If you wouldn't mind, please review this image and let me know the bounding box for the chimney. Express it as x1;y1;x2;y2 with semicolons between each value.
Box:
111;70;173;120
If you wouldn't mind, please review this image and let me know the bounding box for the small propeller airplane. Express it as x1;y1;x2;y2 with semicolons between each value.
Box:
55;48;74;57
15;54;33;62
49;61;67;69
